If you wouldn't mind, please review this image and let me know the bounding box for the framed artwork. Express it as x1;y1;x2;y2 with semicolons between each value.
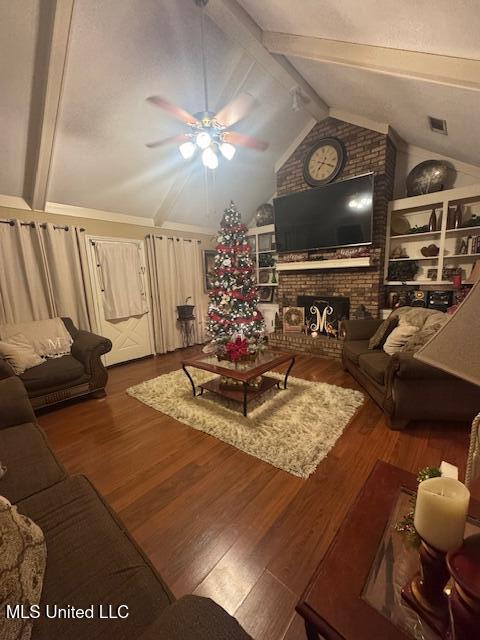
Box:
258;286;274;303
283;306;305;333
203;250;216;292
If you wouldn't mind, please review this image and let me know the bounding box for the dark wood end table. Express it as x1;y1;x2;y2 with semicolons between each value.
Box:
296;461;480;640
181;350;296;416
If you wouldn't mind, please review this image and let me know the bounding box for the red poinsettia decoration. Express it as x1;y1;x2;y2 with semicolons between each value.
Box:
225;336;249;362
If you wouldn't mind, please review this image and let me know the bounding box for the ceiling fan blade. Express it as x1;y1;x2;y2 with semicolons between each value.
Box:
146;134;189;149
223;131;269;152
146;96;198;125
215;93;258;128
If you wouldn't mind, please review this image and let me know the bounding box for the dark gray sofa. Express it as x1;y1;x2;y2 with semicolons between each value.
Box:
341;317;479;429
0;375;252;640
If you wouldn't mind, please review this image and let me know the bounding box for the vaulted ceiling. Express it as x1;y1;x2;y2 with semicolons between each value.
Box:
1;0;479;231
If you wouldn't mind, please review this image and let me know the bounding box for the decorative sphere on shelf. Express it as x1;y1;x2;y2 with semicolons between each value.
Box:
311;331;318;338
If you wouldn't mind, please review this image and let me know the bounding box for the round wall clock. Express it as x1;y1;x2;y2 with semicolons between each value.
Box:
303;137;346;187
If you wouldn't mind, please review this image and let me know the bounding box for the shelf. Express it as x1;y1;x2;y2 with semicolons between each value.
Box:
257;283;278;287
258;266;276;271
446;225;480;235
389;257;438;262
277;257;371;272
390;231;441;240
384;280;452;286
258;249;277;254
444;254;480;260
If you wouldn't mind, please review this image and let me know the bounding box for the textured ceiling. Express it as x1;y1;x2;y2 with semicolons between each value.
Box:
239;0;480;58
1;0;479;229
0;0;38;197
47;0;311;224
290;57;480;166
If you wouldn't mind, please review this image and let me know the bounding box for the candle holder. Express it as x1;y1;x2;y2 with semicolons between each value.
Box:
401;538;450;635
446;533;480;640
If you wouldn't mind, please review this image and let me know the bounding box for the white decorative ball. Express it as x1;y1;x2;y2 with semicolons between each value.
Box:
311;331;318;338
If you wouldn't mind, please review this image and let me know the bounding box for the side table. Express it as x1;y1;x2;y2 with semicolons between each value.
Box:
296;461;480;640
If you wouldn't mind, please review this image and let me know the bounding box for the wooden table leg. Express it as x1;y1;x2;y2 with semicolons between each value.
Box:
243;381;248;417
182;365;200;397
278;355;296;390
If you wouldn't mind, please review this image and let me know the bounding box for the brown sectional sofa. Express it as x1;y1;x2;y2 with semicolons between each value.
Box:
0;318;112;409
342;315;478;429
0;375;252;640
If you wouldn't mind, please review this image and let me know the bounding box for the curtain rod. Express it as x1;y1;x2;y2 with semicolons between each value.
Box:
152;235;201;243
0;219;85;232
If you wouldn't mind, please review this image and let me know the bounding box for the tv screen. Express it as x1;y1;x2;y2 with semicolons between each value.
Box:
274;173;374;252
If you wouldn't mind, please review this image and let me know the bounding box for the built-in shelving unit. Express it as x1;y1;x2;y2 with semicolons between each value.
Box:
247;224;279;306
385;183;480;286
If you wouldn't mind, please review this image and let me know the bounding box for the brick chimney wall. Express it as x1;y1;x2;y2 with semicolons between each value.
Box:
275;117;396;320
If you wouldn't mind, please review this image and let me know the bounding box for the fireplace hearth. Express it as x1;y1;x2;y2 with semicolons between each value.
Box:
297;295;350;339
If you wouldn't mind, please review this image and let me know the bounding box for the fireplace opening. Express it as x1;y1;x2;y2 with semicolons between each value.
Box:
297;295;350;339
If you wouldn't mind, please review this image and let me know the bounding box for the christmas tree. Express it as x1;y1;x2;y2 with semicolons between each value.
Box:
207;202;265;358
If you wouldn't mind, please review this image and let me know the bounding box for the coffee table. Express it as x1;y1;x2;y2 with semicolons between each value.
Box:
181;350;296;416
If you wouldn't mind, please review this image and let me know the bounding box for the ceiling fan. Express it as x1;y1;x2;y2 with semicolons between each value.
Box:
146;0;268;170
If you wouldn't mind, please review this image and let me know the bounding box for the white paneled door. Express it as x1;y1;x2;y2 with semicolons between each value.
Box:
87;236;154;366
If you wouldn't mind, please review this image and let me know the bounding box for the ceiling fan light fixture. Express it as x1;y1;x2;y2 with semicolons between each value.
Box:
219;142;236;160
202;146;218;169
179;141;196;159
196;131;211;149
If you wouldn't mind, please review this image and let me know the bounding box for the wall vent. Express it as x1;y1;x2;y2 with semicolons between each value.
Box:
428;116;448;135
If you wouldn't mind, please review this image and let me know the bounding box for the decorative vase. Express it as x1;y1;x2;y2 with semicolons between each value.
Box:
429;209;437;232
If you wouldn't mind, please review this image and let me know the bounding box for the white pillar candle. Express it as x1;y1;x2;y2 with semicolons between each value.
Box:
414;477;470;552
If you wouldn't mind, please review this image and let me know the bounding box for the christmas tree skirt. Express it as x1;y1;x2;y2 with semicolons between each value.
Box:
127;369;364;479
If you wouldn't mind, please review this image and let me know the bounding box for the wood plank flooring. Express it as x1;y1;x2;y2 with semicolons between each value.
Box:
37;347;476;639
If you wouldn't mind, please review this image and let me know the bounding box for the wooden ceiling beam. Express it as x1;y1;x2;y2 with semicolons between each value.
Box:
263;31;480;93
23;0;74;212
206;0;329;121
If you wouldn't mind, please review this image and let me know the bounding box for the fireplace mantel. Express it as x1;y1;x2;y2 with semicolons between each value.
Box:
276;257;371;272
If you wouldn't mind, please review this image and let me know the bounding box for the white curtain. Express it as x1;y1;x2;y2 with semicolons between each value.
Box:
0;220;95;330
95;241;148;321
145;235;207;353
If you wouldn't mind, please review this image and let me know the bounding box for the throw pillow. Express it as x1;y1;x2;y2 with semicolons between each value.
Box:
0;333;45;374
383;324;419;355
368;315;398;349
401;320;447;354
0;496;47;640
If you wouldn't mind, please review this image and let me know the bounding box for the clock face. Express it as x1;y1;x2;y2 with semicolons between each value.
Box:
303;138;345;187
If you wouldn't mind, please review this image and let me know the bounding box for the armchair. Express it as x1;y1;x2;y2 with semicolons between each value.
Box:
0;318;112;409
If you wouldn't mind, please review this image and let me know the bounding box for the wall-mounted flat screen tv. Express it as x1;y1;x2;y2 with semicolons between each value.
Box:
274;173;374;252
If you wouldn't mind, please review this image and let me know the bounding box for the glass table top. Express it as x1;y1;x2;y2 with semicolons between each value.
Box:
194;350;288;373
362;488;480;640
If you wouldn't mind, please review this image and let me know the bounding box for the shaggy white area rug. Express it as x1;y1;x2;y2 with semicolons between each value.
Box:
127;369;364;479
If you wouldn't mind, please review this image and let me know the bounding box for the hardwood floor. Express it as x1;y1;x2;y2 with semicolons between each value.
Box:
38;347;475;639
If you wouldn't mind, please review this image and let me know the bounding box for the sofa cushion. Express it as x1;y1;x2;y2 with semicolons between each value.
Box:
0;333;45;374
20;355;88;393
383;324;419;355
358;351;392;385
140;595;253;640
343;340;370;364
17;475;174;640
0;423;65;503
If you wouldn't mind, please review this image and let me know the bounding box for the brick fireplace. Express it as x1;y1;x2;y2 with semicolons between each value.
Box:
269;117;396;359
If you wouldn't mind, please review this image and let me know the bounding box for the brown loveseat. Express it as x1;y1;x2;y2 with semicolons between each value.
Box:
0;374;251;640
0;318;112;409
342;312;478;429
